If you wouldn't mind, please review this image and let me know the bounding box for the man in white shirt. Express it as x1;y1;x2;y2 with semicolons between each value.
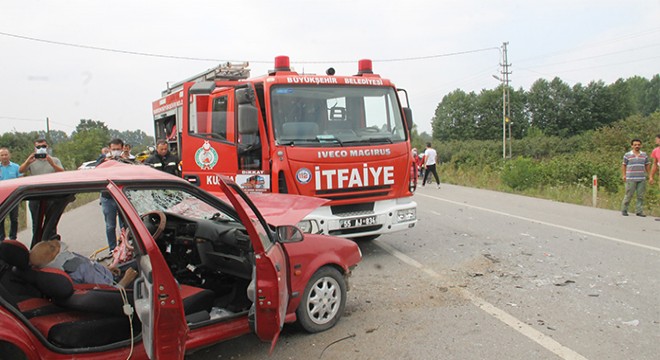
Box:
421;142;440;189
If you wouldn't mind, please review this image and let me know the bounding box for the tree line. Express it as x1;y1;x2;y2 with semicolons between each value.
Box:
432;75;660;141
0;120;153;170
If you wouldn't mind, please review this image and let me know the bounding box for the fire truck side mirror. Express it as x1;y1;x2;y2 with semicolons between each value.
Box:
189;81;216;95
236;87;259;134
403;107;414;131
235;88;254;105
238;105;259;134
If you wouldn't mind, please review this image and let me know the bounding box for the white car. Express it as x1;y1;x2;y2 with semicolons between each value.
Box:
77;160;97;170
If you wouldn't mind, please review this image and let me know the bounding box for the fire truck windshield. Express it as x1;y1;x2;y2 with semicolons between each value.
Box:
271;85;406;146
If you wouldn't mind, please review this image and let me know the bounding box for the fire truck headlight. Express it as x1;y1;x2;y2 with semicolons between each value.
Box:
395;208;416;223
296;220;318;234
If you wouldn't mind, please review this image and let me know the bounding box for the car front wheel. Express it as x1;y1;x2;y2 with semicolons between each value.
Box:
296;266;346;333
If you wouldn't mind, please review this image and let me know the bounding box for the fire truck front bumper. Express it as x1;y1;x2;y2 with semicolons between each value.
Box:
297;197;417;238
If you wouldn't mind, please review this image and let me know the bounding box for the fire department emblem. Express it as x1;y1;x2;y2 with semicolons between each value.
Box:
296;168;312;184
195;141;219;170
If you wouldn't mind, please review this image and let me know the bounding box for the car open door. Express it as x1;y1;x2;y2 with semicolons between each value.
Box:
218;178;289;348
108;183;188;360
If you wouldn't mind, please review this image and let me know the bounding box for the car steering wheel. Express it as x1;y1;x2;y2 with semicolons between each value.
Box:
140;211;167;240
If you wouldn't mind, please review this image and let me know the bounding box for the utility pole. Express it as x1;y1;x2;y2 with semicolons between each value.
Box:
498;42;511;159
46;117;51;142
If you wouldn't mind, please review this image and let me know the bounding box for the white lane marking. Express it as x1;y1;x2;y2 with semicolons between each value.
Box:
375;240;589;360
417;193;660;253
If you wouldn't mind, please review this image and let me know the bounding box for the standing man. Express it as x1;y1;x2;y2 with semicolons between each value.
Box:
0;148;22;240
648;134;660;221
122;143;136;160
145;139;180;176
19;138;65;247
98;138;127;253
420;142;440;189
621;138;650;217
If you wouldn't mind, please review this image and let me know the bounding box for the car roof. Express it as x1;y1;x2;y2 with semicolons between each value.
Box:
0;162;185;202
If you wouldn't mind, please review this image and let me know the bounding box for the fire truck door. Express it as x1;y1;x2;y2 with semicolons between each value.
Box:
183;91;239;190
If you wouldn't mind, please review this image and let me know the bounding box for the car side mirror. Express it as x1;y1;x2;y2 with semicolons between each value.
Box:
277;225;304;243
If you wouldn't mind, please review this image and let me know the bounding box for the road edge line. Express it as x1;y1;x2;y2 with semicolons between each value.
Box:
418;193;660;253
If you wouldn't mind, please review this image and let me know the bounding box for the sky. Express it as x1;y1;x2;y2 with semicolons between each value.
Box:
1;0;659;138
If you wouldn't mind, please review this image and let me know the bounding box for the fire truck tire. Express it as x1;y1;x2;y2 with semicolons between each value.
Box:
296;266;346;333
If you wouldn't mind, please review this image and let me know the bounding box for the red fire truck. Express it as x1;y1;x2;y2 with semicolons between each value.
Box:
151;56;417;239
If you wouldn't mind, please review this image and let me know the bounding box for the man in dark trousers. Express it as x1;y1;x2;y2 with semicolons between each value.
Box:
144;139;180;176
421;142;440;189
18;138;66;247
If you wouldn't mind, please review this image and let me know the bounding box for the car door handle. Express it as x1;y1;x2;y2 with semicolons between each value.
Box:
275;263;280;272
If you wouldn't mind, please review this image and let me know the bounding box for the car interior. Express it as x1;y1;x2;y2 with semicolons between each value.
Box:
0;188;258;351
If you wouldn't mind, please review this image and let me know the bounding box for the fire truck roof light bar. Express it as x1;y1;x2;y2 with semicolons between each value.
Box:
357;59;373;75
274;56;291;72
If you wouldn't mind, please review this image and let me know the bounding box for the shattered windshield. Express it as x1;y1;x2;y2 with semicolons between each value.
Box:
124;188;235;222
271;85;406;146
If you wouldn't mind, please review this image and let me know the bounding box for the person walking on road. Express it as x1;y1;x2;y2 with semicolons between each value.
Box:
421;142;440;189
648;134;660;221
621;138;650;217
0;148;22;240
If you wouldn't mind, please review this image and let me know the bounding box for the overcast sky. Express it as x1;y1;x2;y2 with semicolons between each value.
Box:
1;0;658;138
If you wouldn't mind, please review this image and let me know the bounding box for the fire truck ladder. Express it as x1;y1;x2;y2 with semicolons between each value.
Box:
162;62;250;95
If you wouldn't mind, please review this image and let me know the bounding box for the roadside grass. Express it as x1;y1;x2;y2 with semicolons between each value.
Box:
438;164;660;217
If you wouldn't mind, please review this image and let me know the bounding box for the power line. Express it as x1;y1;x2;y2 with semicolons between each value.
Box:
0;30;499;64
0;31;242;63
0;116;43;122
516;26;660;64
524;43;660;70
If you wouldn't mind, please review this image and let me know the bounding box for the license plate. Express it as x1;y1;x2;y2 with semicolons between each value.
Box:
340;215;377;229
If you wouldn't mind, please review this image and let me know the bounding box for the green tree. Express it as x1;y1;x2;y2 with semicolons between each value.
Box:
528;78;578;137
109;129;154;151
0;131;41;163
432;90;478;141
56;120;111;169
474;87;502;140
48;130;70;145
507;86;529;139
642;74;660;115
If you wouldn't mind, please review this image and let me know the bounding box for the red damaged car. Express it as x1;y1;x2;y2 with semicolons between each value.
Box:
0;162;361;359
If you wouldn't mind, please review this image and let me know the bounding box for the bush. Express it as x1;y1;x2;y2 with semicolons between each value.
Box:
501;157;543;190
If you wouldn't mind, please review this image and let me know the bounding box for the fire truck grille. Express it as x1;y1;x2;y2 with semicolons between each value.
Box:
331;203;375;216
316;185;390;201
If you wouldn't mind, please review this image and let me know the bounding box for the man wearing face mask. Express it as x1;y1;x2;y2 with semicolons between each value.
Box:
19;138;65;247
97;138;128;254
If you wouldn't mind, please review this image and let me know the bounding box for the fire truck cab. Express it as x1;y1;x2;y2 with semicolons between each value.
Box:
152;56;417;239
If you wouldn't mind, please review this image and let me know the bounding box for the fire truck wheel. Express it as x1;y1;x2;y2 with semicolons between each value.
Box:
296;266;346;333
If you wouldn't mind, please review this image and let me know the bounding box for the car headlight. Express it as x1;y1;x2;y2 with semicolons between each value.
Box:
395;208;416;223
296;219;319;233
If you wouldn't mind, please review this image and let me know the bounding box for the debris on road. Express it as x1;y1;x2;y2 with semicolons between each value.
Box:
554;280;576;286
621;319;639;326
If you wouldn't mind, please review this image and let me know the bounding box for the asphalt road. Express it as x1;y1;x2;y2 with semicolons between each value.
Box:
188;184;660;360
17;184;659;359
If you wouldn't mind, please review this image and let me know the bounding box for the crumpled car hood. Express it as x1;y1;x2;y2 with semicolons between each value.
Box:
210;191;328;227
